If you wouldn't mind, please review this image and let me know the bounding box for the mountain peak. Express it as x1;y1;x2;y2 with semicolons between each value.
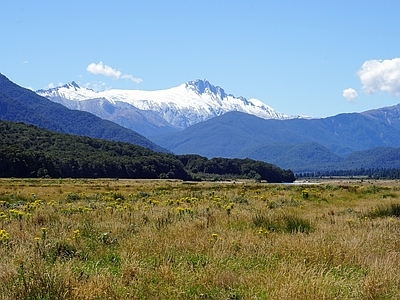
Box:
36;81;82;94
62;81;80;90
185;79;226;98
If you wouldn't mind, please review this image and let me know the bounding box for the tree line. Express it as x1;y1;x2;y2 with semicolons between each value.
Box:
0;120;295;182
297;168;400;180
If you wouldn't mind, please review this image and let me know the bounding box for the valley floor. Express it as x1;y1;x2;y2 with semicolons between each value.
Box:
0;178;399;299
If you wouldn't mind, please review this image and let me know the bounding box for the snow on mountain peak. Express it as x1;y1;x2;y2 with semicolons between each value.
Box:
37;79;293;134
61;81;80;90
185;79;227;98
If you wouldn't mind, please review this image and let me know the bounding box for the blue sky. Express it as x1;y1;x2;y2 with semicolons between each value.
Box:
1;0;400;118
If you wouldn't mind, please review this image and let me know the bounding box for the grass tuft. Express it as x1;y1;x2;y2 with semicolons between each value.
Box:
365;203;400;218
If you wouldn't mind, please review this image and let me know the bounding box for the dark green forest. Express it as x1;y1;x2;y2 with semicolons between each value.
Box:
0;120;295;182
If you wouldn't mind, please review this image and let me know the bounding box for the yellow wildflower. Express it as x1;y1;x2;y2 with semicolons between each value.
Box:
0;229;10;244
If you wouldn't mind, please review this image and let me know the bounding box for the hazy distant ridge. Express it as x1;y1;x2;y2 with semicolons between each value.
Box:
151;110;400;172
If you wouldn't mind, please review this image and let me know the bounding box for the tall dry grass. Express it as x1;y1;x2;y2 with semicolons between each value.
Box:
0;178;399;299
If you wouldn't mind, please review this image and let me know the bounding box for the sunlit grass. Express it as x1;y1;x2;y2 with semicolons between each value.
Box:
0;178;399;299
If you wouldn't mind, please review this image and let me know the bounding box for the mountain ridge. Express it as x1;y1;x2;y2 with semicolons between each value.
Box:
37;79;294;137
0;73;167;152
150;110;400;172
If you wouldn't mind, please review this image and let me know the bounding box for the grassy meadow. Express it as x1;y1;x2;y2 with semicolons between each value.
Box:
0;178;400;299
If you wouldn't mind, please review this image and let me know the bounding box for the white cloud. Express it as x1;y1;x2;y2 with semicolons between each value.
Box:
342;88;358;102
121;74;143;84
87;61;121;78
357;58;400;97
86;61;142;83
43;82;63;90
84;81;109;92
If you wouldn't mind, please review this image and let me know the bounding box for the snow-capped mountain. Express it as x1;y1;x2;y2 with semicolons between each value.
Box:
37;79;292;137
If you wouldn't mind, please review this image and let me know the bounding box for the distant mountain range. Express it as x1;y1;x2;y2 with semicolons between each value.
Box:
4;72;400;174
37;79;293;137
33;76;400;173
0;73;166;152
150;111;400;172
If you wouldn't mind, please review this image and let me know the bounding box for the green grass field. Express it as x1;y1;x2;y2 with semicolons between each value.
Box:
1;178;399;299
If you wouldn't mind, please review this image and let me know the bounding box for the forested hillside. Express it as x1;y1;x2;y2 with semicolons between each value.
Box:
0;120;295;182
0;73;166;152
